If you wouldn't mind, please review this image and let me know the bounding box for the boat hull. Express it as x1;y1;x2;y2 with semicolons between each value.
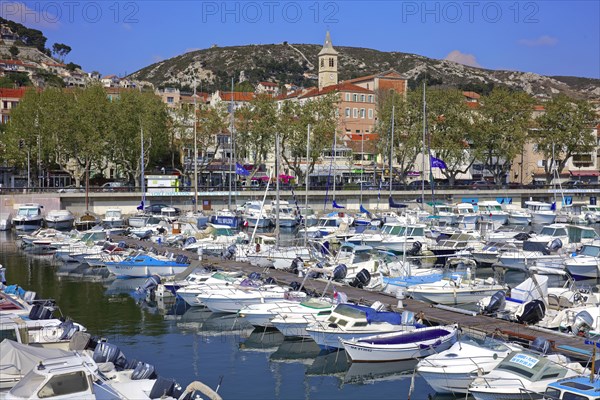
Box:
530;212;556;225
13;218;44;231
306;325;410;351
418;371;477;394
408;287;506;305
45;219;74;231
105;264;189;278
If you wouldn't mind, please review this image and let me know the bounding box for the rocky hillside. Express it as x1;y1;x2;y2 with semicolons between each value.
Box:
129;43;599;99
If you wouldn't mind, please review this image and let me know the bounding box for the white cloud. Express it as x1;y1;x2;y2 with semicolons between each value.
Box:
0;1;60;29
518;35;558;47
444;50;482;68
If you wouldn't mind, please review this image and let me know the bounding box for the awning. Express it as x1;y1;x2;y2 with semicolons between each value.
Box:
570;170;600;177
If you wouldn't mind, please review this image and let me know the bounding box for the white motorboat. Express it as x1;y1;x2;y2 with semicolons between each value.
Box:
183;223;247;255
376;223;429;254
478;201;509;226
44;210;75;231
581;204;600;223
1;314;86;350
0;211;12;231
432;204;459;225
405;268;507;305
237;293;325;327
525;200;557;225
330;242;382;280
453;203;480;227
506;206;532;225
242;201;272;228
175;272;245;307
299;212;353;237
12;203;44;232
269;200;299;227
417;335;523;395
298;206;318;227
468;350;586;400
102;208;125;228
564;241;600;281
341;324;458;362
305;303;415;350
197;282;300;313
270;297;338;337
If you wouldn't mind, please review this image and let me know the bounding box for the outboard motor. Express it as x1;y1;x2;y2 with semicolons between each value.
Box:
289;281;302;292
248;272;261;281
332;264;347;281
149;376;176;399
349;269;371;288
223;244;236;260
93;342;121;363
547;238;563;253
133;275;162;301
406;241;422;257
184;237;197;247
517;299;546;325
572;310;594;335
290;257;304;273
483;291;506;315
530;337;552;355
28;300;55;320
263;277;276;285
58;319;79;341
131;361;157;380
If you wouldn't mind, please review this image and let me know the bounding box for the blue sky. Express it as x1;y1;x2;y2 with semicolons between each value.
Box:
2;1;599;79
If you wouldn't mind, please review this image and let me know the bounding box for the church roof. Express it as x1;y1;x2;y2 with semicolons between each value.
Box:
318;31;338;56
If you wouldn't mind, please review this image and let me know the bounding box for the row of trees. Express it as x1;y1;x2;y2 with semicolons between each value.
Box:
377;87;597;185
1;84;596;189
2;85;168;187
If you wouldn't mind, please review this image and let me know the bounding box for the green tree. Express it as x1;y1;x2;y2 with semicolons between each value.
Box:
278;94;338;184
109;90;169;187
52;43;72;62
3;89;41;174
235;94;278;180
377;89;422;185
475;88;534;185
426;88;476;186
9;45;19;59
531;94;597;183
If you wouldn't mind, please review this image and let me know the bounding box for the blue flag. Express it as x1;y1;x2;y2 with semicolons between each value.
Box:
430;155;447;169
235;162;249;176
359;204;370;215
332;200;345;209
137;200;145;211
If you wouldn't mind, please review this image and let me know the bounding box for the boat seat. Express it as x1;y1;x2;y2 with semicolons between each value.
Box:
547;294;560;310
558;296;573;309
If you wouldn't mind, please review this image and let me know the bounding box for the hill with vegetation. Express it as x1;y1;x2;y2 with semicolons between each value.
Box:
129;42;599;99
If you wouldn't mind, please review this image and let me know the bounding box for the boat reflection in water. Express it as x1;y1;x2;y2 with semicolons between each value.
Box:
199;312;254;336
343;359;418;385
270;337;321;365
239;328;285;353
306;350;351;378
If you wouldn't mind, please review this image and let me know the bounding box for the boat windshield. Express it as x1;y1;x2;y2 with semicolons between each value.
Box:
18;208;39;217
333;304;367;320
10;370;46;398
215;228;233;236
496;352;550;379
540;227;567;236
301;298;332;309
105;211;121;218
580;245;600;257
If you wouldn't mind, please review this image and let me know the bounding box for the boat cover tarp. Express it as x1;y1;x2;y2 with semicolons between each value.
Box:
0;339;71;375
509;275;548;303
343;304;403;325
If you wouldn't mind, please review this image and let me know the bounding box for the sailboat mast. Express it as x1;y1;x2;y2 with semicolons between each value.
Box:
333;131;337;200
305;124;310;247
228;77;234;208
360;132;364;205
421;81;426;208
193;80;198;213
389;105;394;198
275;132;281;249
141;124;145;206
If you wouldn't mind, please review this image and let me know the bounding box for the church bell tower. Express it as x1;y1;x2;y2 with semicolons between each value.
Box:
318;31;338;90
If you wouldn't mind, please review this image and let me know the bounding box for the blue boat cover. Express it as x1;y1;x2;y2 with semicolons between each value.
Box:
358;328;451;345
343;303;403;325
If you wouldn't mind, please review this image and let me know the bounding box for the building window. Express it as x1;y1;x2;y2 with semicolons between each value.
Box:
353;108;358;118
356;129;360;133
167;97;174;103
368;95;373;103
320;59;324;67
329;58;334;67
353;94;358;102
345;108;350;117
360;108;365;118
345;93;350;101
368;109;373;119
360;94;365;102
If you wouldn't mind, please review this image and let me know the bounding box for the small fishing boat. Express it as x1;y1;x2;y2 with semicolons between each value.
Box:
340;324;458;362
101;208;125;228
105;253;193;278
12;203;44;232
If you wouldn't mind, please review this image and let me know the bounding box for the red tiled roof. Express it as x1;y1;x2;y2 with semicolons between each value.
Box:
533;105;545;111
345;70;405;84
0;87;30;98
219;91;255;102
259;81;277;87
0;59;24;65
300;82;373;99
466;102;479;109
43;62;65;67
102;74;118;79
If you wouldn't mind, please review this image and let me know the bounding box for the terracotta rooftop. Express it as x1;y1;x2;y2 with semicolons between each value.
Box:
218;91;255;102
299;82;374;99
0;87;30;98
259;81;277;87
345;70;405;84
462;91;481;99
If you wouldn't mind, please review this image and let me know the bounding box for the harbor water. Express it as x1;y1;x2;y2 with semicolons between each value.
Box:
1;223;599;400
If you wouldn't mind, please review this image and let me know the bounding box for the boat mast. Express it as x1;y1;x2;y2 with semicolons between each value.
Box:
305;124;310;247
360;131;364;205
389;105;395;198
228;77;234;209
421;81;426;210
275;132;280;249
141;124;145;208
193;80;198;213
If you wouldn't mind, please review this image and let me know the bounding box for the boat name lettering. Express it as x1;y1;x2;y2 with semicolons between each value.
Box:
509;354;539;368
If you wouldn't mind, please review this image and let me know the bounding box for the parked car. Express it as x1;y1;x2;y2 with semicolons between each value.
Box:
240;180;261;190
145;203;181;215
563;180;585;188
57;185;84;193
407;180;429;189
471;180;495;190
101;182;132;192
